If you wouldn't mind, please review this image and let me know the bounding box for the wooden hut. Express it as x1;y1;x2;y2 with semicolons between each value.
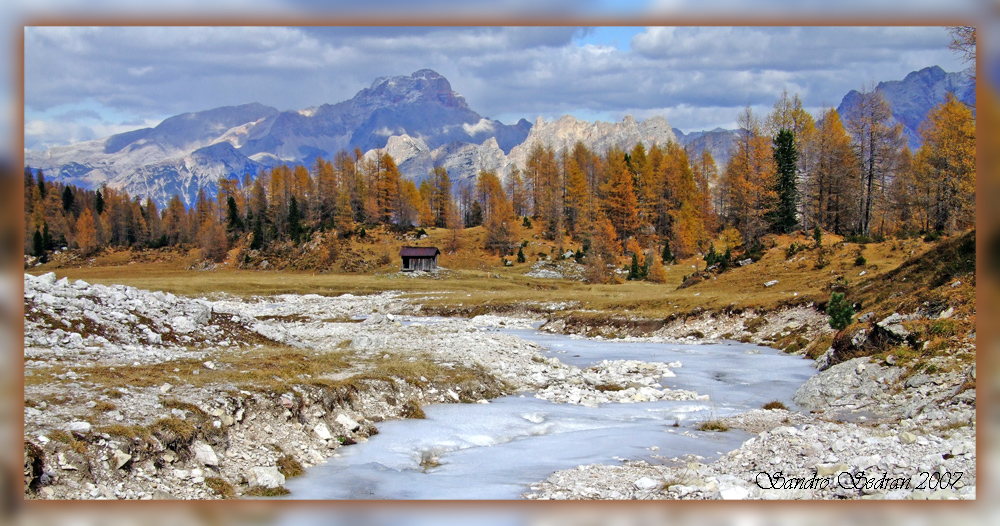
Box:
399;246;440;272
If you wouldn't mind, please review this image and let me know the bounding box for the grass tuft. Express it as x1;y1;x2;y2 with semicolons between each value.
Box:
276;454;304;478
401;400;426;419
762;400;788;410
205;477;236;498
243;486;291;497
698;419;729;432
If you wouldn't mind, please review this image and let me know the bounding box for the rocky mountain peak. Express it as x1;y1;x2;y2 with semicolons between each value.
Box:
361;69;467;110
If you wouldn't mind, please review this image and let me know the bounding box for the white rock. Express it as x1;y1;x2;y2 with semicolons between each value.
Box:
160;383;173;394
66;421;92;434
719;486;750;500
335;413;361;432
250;466;286;489
313;423;333;441
192;441;219;466
107;450;130;470
634;477;661;491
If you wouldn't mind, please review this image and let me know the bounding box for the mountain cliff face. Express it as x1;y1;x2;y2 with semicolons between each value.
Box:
672;127;736;167
837;66;974;149
505;114;679;175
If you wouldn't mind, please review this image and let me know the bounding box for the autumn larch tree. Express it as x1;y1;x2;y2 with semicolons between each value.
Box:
724;106;776;247
914;93;975;233
430;166;453;228
601;166;639;247
844;85;904;236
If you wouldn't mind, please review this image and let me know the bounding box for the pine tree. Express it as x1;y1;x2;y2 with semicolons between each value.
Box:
36;170;46;199
288;196;303;242
517;245;526;263
628;253;641;280
250;217;264;250
771;129;799;233
62;186;74;213
32;229;45;259
827;292;855;331
661;242;676;265
466;201;483;227
95;189;104;215
226;195;243;234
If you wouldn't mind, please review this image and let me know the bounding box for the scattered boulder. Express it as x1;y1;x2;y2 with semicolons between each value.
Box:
249;466;285;489
313;423;333;441
335;413;361;432
65;421;92;435
113;450;131;470
191;441;219;467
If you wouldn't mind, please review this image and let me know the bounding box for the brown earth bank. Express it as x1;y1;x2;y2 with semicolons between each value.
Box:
23;230;976;500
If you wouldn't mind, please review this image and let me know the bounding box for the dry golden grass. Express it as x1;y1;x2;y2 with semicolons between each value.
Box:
29;226;947;323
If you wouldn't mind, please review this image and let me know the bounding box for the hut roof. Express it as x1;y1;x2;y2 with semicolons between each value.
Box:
399;246;440;257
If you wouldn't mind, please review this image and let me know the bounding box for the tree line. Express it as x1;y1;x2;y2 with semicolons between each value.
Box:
24;88;974;279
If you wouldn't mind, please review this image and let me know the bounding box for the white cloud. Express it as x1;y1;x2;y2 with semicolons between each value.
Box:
22;25;969;150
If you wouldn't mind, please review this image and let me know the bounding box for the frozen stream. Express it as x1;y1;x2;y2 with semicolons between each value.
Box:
283;323;817;499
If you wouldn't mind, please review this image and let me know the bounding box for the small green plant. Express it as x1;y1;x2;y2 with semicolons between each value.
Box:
855;254;867;266
516;246;526;263
704;243;720;268
762;400;788;410
827;292;855;331
813;225;822;247
522;216;532;228
662;242;677;265
928;319;956;337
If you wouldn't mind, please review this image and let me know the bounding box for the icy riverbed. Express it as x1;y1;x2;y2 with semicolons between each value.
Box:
283;325;817;499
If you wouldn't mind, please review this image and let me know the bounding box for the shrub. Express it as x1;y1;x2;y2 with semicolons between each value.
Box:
826;292;854;331
855;255;867;267
762;400;788;410
813;225;822;247
522;216;532;228
516;246;526;263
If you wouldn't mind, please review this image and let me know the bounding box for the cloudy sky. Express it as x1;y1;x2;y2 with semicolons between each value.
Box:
21;22;973;152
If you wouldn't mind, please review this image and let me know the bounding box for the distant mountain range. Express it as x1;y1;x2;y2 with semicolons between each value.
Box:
25;66;974;209
837;65;974;150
